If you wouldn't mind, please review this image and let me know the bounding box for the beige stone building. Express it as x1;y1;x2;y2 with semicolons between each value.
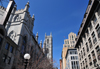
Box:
62;32;76;69
75;0;100;69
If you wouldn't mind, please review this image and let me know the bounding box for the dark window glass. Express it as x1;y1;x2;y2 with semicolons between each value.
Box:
5;43;10;50
91;32;97;44
47;39;49;43
86;43;89;52
21;36;26;54
88;38;92;48
96;24;100;38
10;46;13;53
21;45;24;54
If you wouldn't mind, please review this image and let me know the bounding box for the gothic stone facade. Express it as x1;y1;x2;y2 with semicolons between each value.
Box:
43;33;53;63
0;1;45;69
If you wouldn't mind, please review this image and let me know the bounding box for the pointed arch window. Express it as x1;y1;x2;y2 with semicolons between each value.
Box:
21;36;27;54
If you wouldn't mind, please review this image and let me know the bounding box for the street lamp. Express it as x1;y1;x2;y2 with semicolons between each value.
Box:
24;53;30;69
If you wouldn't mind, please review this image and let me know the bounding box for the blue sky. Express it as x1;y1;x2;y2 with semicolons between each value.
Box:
1;0;89;69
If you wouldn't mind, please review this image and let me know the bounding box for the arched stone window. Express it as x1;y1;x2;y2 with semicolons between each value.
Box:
21;36;27;54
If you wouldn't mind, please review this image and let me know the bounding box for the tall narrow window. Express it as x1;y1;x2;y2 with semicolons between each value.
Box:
88;38;92;48
72;35;74;40
47;39;49;43
96;24;100;38
10;46;13;53
5;43;10;50
21;36;26;54
88;55;92;66
91;32;97;44
83;48;85;56
86;43;89;52
91;51;97;65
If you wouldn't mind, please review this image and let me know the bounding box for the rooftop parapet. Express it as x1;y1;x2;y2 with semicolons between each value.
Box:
0;6;6;11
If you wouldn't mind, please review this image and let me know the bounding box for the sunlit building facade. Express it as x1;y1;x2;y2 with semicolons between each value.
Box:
62;32;76;69
75;0;100;69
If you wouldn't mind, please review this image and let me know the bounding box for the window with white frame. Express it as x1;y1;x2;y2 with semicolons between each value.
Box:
91;32;97;44
96;24;100;38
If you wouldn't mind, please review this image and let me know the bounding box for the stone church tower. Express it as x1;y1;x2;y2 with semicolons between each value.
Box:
43;33;53;63
5;2;35;54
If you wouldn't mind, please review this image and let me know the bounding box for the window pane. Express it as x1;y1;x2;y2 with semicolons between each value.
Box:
47;39;49;43
5;43;9;50
10;46;13;53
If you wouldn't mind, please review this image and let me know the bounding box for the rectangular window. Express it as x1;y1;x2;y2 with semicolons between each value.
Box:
10;46;13;53
88;55;92;66
88;38;92;48
5;43;10;50
96;24;100;38
91;32;97;44
86;43;89;52
83;48;85;56
47;39;49;43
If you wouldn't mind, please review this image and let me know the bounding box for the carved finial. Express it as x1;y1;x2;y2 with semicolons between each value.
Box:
27;1;29;5
40;40;42;48
32;14;35;18
24;1;30;11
